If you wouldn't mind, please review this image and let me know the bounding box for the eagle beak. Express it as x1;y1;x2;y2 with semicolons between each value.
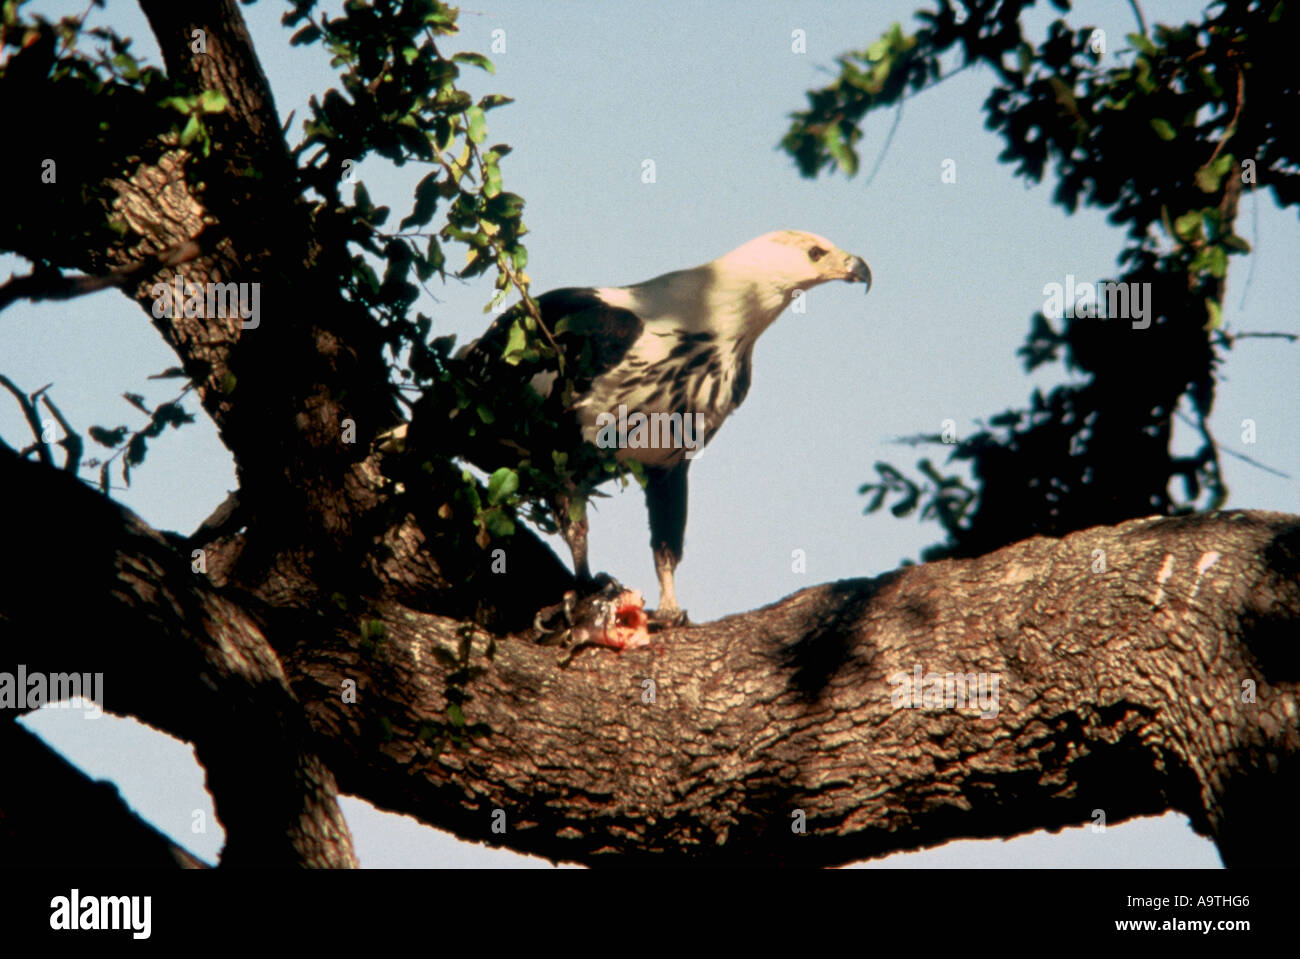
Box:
843;253;872;291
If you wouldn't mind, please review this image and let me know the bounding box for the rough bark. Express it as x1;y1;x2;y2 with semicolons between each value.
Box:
1;1;1297;869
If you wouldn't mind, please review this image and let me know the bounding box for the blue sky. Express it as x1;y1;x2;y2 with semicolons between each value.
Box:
7;0;1296;867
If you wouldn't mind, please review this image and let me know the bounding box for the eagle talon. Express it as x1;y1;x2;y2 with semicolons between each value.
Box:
533;590;578;646
648;606;689;630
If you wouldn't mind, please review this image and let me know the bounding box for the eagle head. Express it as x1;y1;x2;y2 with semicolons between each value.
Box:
718;229;872;298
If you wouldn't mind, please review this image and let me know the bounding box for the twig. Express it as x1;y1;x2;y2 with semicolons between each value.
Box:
0;375;53;466
0;238;204;315
1204;66;1244;170
37;391;82;472
862;98;905;191
1225;330;1298;343
1175;408;1290;479
1238;180;1259;311
1127;0;1148;37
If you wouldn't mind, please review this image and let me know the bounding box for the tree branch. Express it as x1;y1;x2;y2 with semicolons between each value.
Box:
1;446;358;867
279;510;1299;867
0;724;208;868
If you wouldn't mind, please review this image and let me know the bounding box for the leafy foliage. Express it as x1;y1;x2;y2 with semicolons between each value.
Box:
281;0;630;552
783;0;1298;559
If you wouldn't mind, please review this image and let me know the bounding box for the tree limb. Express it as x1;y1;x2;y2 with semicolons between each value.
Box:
9;434;1293;866
0;446;358;867
0;723;208;868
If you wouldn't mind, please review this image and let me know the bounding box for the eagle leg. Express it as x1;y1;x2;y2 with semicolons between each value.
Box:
645;461;690;626
554;490;592;583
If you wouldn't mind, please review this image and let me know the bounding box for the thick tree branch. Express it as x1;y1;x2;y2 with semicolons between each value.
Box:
0;724;208;868
283;511;1300;866
6;415;1297;866
0;446;358;867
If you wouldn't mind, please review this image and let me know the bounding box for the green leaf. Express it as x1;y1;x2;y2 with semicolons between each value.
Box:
147;367;188;380
180;115;203;145
452;52;495;73
1206;244;1227;278
1205;298;1222;330
399;171;440;229
487;467;519;505
447;704;466;727
483;157;502;197
1149;117;1176;141
290;23;322;46
1191;244;1228;278
501;320;528;364
466;105;487;144
484;191;525;221
1127;32;1156;56
823;125;858;176
1173;211;1202;240
126;433;147;467
483;510;515;538
460;470;482;512
1194;164;1223;193
198;90;228;113
88;425;127;448
123;392;150;414
1134;57;1156;94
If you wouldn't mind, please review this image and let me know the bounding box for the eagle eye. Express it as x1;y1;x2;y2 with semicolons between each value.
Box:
807;246;828;262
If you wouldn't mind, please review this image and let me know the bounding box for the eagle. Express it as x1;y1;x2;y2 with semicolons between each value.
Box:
412;230;871;625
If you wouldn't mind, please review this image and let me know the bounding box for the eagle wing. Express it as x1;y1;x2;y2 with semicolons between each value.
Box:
460;288;644;402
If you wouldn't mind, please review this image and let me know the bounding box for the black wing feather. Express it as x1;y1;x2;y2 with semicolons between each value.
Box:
460;288;644;397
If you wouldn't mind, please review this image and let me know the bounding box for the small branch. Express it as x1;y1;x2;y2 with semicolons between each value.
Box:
0;374;53;466
1127;0;1148;37
1223;330;1298;343
861;97;905;191
1239;182;1260;311
1205;66;1245;170
1176;408;1290;479
0;238;204;315
36;389;83;472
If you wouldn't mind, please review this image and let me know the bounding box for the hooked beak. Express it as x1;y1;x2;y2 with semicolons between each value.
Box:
842;253;872;291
